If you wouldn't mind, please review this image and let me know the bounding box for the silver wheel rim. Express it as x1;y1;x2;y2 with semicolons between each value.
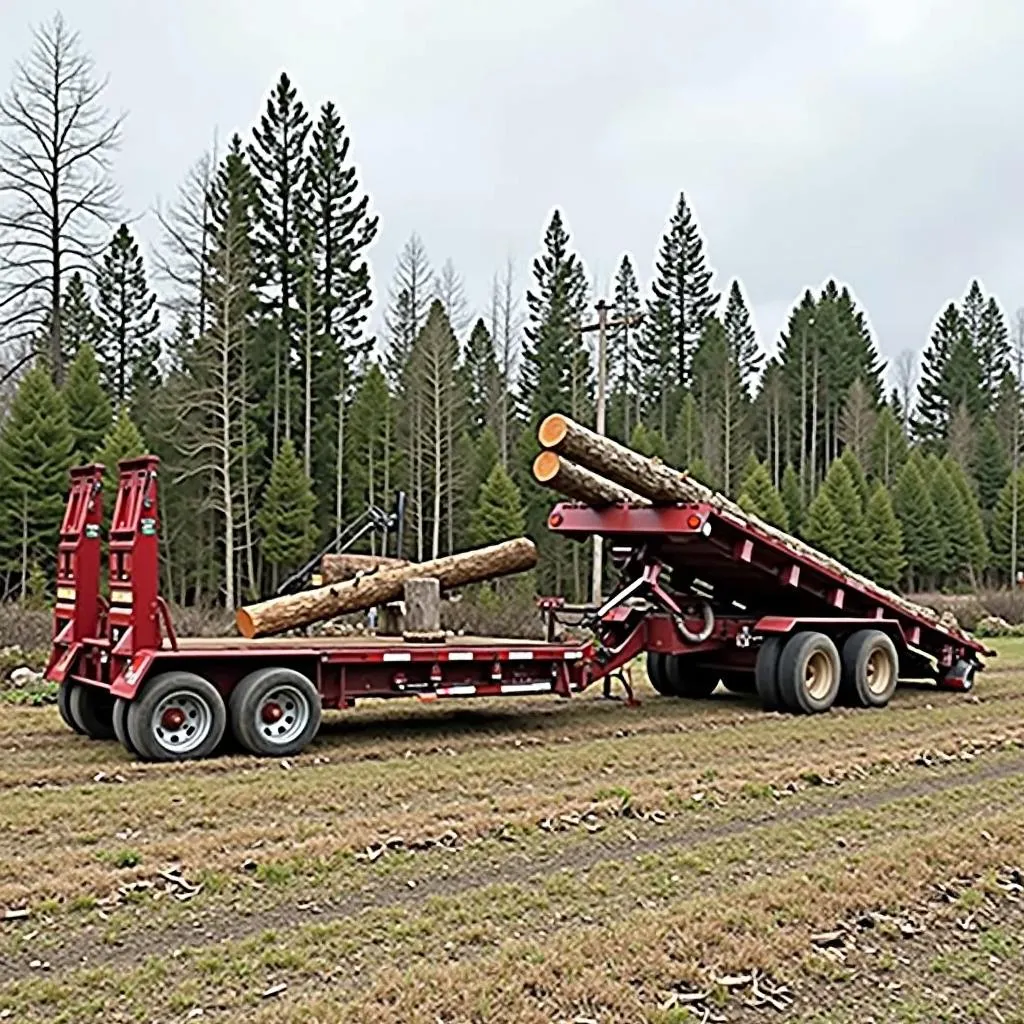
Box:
150;690;214;754
866;648;893;696
805;650;835;701
254;685;310;746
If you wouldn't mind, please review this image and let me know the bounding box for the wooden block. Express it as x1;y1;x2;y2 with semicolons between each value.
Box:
403;577;441;636
378;601;405;636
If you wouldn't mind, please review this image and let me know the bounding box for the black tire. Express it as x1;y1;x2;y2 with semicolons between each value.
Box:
721;673;755;695
68;683;116;740
841;629;898;708
112;697;141;756
755;637;783;711
126;672;227;762
664;656;720;699
646;652;675;696
778;631;841;715
58;683;85;735
228;667;321;757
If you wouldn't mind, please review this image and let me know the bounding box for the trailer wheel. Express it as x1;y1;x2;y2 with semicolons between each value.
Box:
126;672;227;762
778;632;840;715
721;673;755;695
664;657;719;699
646;653;675;695
841;630;898;708
68;683;116;740
755;637;783;711
112;698;141;757
58;683;85;735
229;667;321;757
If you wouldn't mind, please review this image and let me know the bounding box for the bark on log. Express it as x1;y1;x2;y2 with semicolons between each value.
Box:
236;538;538;638
532;451;649;506
537;413;972;643
403;577;443;641
321;553;408;584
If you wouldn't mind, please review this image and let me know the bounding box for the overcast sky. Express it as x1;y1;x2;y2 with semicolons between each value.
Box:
3;0;1024;385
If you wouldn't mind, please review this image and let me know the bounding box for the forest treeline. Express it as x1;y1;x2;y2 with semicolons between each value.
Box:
1;15;1023;607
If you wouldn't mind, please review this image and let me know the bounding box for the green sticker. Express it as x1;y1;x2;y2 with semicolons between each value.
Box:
85;525;100;539
140;518;156;536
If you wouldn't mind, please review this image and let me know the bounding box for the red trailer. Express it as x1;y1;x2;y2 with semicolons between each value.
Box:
48;458;991;762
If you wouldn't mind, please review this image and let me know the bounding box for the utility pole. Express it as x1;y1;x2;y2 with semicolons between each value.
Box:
579;299;642;604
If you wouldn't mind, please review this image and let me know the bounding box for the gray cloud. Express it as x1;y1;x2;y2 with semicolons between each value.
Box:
3;0;1023;381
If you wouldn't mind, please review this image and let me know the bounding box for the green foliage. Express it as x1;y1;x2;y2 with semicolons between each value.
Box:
670;391;703;469
839;447;869;508
942;455;989;583
864;483;905;588
470;462;526;546
256;439;318;573
928;460;969;587
62;343;113;461
463;318;501;437
736;459;788;530
820;458;870;573
990;470;1024;579
801;488;846;562
0;365;74;580
892;454;945;589
869;404;909;486
609;254;643;442
974;416;1009;512
60;271;101;362
723;278;762;391
96;407;146;497
780;463;803;535
629;422;667;460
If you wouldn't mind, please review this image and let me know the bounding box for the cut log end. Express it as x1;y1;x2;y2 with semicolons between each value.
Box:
235;608;256;639
533;451;561;483
538;413;569;449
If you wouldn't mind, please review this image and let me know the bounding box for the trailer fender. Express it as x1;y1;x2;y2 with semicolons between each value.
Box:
109;651;156;700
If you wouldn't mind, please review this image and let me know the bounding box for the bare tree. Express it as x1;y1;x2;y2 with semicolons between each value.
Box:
489;257;523;466
434;258;471;338
0;13;124;384
1011;309;1024;584
893;348;918;430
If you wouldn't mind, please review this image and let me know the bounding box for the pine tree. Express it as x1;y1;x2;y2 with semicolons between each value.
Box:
927;459;968;588
384;233;433;388
868;404;909;486
256;438;318;578
802;488;847;563
991;470;1024;583
974;415;1009;513
249;72;311;454
891;454;944;589
736;459;788;529
780;463;803;534
646;191;719;388
864;482;905;588
820;458;870;573
687;455;713;486
941;454;988;584
60;271;100;361
669;390;703;470
839;447;870;509
62;343;113;461
978;295;1010;402
94;224;161;409
638;296;677;438
345;363;397;518
609;254;643;440
630;422;667;459
463;318;501;437
469;462;526;546
96;406;146;496
723;278;762;392
0;365;74;585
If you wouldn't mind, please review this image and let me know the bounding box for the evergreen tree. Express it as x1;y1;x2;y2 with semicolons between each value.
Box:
645;191;719;388
96;406;146;497
868;403;909;486
820;458;870;573
974;415;1010;513
687;455;713;487
891;454;944;589
630;421;667;459
780;463;803;535
345;364;397;518
62;343;113;461
723;279;762;392
463;318;501;437
638;296;677;437
256;438;318;578
95;224;161;409
0;366;74;584
469;461;526;546
736;459;788;529
927;459;968;588
802;488;847;563
990;469;1024;583
839;447;870;508
916;302;983;445
669;390;703;469
941;454;989;584
864;482;905;588
60;271;100;361
609;253;643;440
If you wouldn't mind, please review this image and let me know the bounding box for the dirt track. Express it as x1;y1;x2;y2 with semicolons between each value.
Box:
2;640;1024;1021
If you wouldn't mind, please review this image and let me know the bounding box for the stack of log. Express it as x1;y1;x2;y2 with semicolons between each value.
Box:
532;412;971;643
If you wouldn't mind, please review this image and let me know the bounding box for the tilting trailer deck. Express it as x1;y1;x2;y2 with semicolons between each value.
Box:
48;456;991;762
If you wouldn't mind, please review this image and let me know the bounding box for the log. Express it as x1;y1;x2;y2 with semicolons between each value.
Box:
532;451;649;506
236;538;538;638
403;577;443;641
321;553;408;584
537;413;973;643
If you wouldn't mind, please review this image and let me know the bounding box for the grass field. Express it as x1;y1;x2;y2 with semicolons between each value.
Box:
3;640;1024;1022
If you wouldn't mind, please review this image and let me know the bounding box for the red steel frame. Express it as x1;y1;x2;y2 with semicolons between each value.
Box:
47;459;595;708
546;500;991;690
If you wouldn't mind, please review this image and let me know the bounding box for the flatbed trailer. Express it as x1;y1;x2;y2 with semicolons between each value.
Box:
49;456;992;762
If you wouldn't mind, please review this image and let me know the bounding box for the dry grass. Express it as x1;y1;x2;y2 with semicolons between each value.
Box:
0;638;1023;1021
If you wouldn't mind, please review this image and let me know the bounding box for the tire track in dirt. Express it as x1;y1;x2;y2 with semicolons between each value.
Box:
5;748;1024;986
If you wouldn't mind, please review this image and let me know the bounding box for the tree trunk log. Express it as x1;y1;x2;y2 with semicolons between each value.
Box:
537;413;972;643
321;553;408;584
236;538;537;638
532;451;649;506
403;577;443;641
